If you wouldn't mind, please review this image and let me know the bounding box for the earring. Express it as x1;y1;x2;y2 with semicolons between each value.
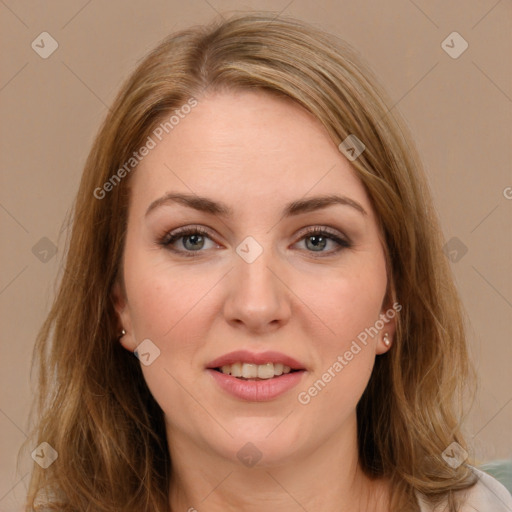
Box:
119;329;126;339
383;332;391;347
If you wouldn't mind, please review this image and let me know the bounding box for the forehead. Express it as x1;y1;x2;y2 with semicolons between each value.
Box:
130;90;374;219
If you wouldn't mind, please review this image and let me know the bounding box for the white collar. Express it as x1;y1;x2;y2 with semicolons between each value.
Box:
415;467;512;511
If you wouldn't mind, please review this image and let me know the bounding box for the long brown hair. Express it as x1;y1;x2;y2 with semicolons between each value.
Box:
22;12;477;511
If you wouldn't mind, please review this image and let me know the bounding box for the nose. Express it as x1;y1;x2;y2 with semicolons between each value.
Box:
222;245;292;334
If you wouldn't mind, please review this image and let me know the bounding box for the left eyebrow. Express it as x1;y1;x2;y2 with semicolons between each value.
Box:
145;192;368;218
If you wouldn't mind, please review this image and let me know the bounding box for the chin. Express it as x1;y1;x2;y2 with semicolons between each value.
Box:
212;426;308;468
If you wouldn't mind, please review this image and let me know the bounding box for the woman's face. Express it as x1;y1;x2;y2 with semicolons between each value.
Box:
113;89;395;468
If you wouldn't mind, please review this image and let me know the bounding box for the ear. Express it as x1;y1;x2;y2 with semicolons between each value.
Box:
375;299;400;355
112;280;137;352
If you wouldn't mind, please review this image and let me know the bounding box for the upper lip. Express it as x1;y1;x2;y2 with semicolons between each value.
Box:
206;350;306;370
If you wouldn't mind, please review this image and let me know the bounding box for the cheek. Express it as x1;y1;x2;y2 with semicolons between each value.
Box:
295;332;376;431
294;258;386;409
124;251;218;341
306;263;387;353
123;260;215;428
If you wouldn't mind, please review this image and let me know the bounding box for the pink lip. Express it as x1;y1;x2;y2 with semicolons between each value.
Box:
207;368;306;401
206;350;306;370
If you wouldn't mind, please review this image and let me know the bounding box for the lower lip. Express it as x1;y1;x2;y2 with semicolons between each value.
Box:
207;369;306;402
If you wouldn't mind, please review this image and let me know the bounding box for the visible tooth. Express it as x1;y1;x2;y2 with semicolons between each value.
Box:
257;363;275;379
273;363;284;376
231;362;242;377
241;363;258;378
221;361;295;378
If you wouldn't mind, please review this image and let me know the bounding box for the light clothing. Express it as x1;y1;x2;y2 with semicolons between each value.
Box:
417;467;512;511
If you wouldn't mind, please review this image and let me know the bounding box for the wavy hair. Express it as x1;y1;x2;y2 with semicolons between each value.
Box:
22;12;477;511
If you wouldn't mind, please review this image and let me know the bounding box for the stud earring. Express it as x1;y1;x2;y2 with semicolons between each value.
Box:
383;332;391;347
119;329;126;339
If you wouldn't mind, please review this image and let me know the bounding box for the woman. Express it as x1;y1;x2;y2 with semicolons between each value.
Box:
23;12;512;512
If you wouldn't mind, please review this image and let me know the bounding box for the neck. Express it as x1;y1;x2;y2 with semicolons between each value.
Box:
167;415;390;512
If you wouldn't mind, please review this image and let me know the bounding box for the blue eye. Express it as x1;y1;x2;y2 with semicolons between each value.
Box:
298;226;351;254
159;226;215;256
158;225;351;257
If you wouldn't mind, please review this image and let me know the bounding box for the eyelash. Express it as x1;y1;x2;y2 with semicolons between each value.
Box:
157;225;352;258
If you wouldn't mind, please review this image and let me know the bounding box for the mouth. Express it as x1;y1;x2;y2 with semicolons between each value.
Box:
207;366;306;402
211;362;303;381
206;350;307;400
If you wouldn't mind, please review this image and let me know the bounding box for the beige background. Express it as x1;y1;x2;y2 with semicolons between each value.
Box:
1;0;511;509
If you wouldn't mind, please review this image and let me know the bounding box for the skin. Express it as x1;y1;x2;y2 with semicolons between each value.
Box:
113;89;396;512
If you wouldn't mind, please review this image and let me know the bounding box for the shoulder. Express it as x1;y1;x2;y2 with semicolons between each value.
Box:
460;467;512;511
417;467;512;512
